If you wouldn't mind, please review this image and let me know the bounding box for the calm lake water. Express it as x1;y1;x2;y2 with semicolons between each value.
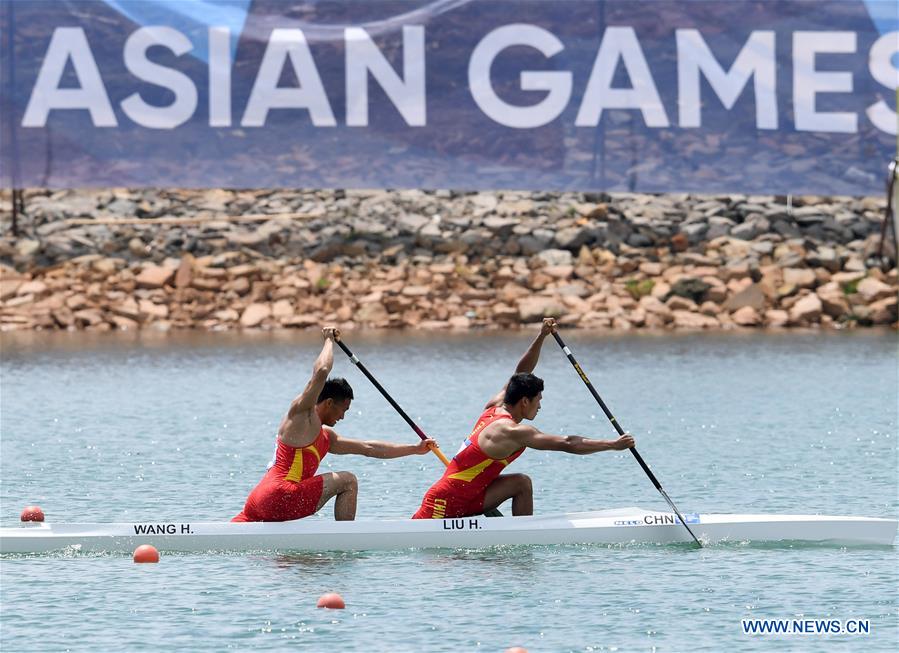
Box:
1;330;897;652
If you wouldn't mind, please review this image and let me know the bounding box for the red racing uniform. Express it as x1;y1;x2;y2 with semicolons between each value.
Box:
413;406;525;519
232;428;330;522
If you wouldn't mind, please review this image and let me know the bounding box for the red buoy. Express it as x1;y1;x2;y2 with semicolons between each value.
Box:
20;506;44;522
316;592;345;609
133;544;160;563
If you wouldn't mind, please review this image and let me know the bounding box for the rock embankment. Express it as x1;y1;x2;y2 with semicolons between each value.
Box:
0;188;895;331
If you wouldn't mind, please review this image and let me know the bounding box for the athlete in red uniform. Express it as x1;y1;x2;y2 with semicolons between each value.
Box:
413;318;635;519
234;327;436;522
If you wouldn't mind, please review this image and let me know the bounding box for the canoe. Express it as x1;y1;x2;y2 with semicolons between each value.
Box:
1;507;895;554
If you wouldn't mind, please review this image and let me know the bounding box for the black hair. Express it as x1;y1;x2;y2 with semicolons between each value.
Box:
503;373;544;405
317;377;354;404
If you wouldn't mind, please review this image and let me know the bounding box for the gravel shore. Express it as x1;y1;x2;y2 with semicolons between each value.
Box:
1;188;895;332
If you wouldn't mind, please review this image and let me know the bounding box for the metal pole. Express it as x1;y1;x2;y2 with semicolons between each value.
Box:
11;189;20;236
875;158;898;267
5;0;22;236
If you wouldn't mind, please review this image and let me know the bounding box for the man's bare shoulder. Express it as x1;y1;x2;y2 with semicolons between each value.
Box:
279;408;323;446
506;421;539;440
483;419;536;442
478;419;538;457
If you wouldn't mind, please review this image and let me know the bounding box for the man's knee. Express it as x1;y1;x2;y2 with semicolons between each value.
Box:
336;471;358;491
513;474;532;494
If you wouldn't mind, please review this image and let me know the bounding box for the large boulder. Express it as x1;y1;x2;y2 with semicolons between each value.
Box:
868;297;897;324
0;279;23;301
239;303;271;327
666;295;698;311
782;268;816;289
667;278;711;303
672;310;719;328
535;249;574;267
815;282;850;318
723;283;766;312
857;277;895;303
174;256;194;289
765;309;789;327
138;300;169;321
516;297;566;321
732;306;761;326
356;302;389;324
639;295;673;320
788;294;822;324
136;266;174;289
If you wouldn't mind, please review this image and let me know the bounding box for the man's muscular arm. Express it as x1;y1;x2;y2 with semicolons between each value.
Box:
329;432;438;458
485;318;557;408
508;423;635;454
286;327;338;419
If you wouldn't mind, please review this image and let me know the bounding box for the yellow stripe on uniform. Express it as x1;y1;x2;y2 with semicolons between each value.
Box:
284;449;304;482
447;457;494;482
431;498;447;519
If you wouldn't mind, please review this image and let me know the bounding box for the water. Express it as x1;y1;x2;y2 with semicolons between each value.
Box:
1;330;897;652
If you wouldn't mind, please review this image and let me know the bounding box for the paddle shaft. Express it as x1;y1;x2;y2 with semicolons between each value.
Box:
335;340;448;461
334;338;503;518
551;332;702;547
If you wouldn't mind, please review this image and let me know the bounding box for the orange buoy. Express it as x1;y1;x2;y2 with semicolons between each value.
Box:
504;648;529;653
316;592;345;609
20;505;44;522
133;544;160;563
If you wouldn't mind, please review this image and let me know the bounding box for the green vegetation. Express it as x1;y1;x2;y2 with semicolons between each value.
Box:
840;278;861;295
316;277;330;291
625;278;655;300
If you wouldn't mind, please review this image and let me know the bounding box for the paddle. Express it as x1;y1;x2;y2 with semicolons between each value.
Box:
550;331;703;547
334;337;504;518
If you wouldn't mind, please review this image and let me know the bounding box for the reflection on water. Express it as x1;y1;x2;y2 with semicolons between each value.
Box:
268;550;374;570
415;545;538;571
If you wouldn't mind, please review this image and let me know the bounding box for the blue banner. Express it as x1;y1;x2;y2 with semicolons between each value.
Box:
1;0;896;194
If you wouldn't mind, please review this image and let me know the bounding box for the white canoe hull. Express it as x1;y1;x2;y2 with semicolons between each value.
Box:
1;508;895;554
